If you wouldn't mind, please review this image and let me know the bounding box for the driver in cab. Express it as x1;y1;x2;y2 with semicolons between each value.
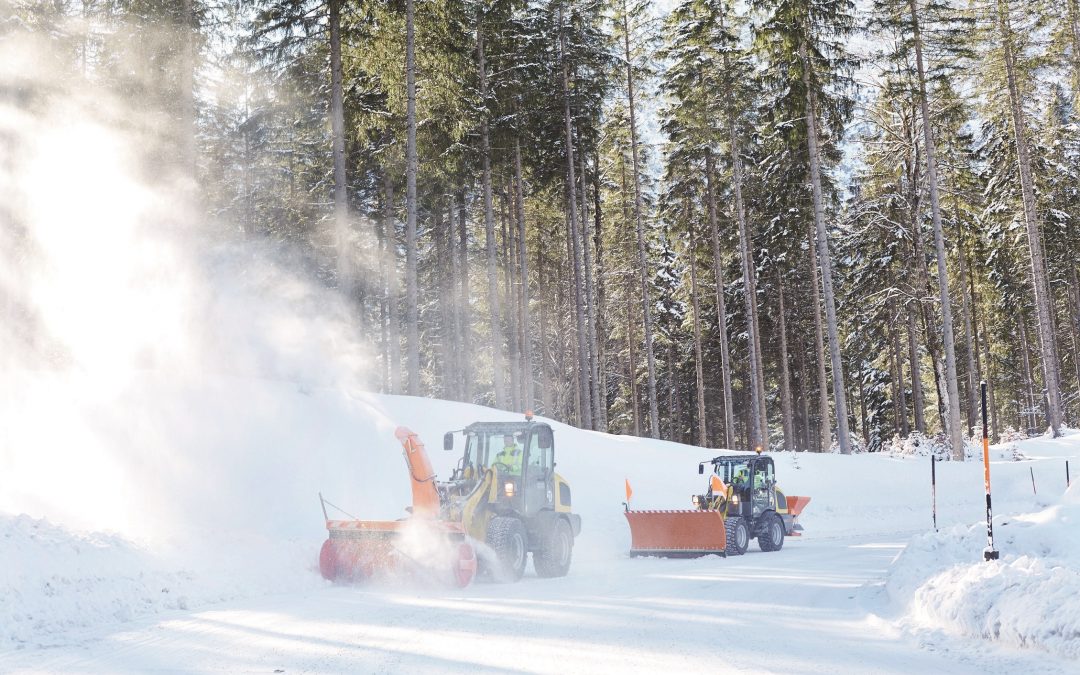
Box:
495;433;523;476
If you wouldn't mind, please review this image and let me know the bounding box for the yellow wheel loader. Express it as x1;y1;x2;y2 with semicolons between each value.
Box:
441;416;581;581
318;414;580;585
624;453;809;557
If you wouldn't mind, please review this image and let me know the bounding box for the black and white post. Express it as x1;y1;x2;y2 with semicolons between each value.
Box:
981;381;999;561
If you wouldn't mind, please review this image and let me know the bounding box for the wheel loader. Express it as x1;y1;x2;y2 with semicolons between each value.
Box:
623;452;810;557
318;414;581;586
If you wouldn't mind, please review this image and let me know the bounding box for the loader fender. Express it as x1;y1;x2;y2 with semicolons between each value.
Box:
527;510;580;549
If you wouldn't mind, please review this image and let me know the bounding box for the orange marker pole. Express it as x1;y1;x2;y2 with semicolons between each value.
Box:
981;381;999;561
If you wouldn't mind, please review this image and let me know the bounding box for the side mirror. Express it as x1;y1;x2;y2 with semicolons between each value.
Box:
698;463;704;475
537;426;553;450
443;432;454;451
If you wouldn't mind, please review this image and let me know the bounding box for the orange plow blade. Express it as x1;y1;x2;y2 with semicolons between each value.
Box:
624;510;728;557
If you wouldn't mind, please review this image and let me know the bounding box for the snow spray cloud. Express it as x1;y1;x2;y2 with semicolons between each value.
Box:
0;20;404;544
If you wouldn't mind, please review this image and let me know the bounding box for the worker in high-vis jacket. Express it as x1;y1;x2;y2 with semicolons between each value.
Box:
495;434;523;476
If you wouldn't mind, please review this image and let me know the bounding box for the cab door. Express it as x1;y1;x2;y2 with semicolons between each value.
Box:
523;425;555;516
751;459;777;517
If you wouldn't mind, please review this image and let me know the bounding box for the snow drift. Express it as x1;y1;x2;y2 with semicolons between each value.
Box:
886;482;1080;660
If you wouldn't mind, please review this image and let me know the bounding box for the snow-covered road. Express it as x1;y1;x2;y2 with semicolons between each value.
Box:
4;534;1070;674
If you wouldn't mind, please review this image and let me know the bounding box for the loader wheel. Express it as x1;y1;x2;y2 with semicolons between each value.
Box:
724;517;749;556
758;513;785;552
534;518;573;578
487;516;528;582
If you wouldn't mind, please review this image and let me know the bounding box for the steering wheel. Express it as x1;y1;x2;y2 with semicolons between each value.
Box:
492;461;513;473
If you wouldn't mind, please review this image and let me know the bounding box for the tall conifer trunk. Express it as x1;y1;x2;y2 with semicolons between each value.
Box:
777;270;794;451
801;40;852;454
808;226;831;452
404;0;420;395
908;0;964;458
689;213;707;447
329;0;351;303
478;17;506;408
704;150;736;449
558;8;594;429
621;0;660;437
514;140;533;409
994;0;1063;436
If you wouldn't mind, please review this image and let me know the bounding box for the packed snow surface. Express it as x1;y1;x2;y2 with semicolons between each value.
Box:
2;387;1078;672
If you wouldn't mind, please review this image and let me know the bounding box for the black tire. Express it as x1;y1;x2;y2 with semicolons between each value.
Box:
534;518;573;578
724;517;749;556
758;513;785;552
486;516;528;582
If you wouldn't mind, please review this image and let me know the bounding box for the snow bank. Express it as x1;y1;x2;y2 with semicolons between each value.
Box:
886;483;1080;660
0;513;322;650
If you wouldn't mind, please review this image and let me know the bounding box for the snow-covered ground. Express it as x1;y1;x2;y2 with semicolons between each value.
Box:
2;387;1078;672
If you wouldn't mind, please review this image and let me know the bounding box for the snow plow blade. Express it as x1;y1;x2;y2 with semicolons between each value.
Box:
624;509;728;557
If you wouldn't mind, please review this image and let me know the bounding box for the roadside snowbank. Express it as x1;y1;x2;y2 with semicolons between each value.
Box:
886;483;1080;660
0;513;318;650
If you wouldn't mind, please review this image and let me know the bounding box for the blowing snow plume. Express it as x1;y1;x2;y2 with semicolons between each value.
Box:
0;23;410;548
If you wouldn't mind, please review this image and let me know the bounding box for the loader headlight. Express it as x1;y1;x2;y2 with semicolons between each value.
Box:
731;494;740;506
692;495;701;507
504;481;515;497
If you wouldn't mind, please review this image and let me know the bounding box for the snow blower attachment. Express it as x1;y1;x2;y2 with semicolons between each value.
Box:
318;428;478;588
624;453;810;557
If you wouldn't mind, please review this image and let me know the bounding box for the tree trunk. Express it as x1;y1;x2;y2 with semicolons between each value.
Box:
592;150;609;429
1018;316;1038;431
801;40;852;454
626;273;641;436
704;151;736;449
908;0;964;457
956;216;979;437
179;0;197;182
1069;0;1080;109
477;18;506;409
995;0;1064;435
404;0;421;395
329;0;352;304
579;143;603;428
980;316;999;441
457;192;471;401
539;243;552;415
907;306;927;434
891;314;910;436
557;10;593;428
501;188;520;411
514;140;533;410
385;173;401;394
621;1;660;437
689;213;708;447
1070;266;1080;412
718;36;766;449
808;226;831;452
777;270;795;451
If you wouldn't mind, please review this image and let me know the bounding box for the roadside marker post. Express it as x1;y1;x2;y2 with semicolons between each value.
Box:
931;455;937;532
981;381;999;562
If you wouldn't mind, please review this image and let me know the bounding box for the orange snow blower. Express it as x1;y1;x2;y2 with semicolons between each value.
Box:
318;427;478;587
624;453;810;557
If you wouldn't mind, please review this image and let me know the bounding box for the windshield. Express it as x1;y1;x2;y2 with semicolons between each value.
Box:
464;430;528;471
717;460;752;486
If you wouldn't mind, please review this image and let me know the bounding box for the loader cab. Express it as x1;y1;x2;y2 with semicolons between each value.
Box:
453;421;556;518
709;455;778;520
